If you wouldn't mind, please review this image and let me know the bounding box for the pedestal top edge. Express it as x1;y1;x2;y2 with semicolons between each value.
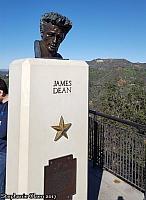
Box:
9;58;89;68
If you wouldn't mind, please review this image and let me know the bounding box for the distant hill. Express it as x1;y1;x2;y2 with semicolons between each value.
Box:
87;58;146;68
88;59;146;124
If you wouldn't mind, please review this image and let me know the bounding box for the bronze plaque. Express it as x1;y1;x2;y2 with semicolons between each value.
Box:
44;154;77;200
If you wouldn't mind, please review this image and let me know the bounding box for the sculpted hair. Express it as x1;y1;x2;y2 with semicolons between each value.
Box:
40;12;72;37
0;78;8;95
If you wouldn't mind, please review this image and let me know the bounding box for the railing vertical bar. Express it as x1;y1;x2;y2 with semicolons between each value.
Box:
100;124;102;166
102;122;104;166
111;126;113;171
97;119;99;165
141;165;143;189
115;128;117;174
128;134;131;182
108;126;111;170
99;122;102;166
98;123;100;165
144;139;146;200
137;139;140;187
116;128;119;174
109;127;111;170
92;117;94;160
135;134;137;186
131;134;134;184
90;117;92;160
122;133;125;178
126;131;128;180
89;119;90;159
98;119;100;165
93;114;97;167
89;116;91;159
105;128;108;169
88;116;91;159
101;118;104;166
119;131;122;176
120;132;122;175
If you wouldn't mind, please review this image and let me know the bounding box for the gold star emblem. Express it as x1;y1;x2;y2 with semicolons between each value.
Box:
51;116;72;141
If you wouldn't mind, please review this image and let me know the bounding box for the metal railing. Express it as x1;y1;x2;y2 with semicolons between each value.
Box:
88;110;146;194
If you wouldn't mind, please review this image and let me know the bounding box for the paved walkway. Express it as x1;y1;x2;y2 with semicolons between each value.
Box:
88;161;144;200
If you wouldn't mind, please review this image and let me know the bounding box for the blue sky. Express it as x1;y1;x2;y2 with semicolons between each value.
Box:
0;0;146;68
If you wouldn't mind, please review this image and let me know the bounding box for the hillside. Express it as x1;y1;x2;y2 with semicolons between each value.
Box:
88;59;146;124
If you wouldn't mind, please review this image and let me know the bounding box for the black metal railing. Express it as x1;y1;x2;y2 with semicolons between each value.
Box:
89;110;146;194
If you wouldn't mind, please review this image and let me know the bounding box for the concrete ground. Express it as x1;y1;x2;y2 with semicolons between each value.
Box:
88;161;144;200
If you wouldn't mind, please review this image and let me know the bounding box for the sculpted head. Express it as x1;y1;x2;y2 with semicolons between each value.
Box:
39;12;72;58
0;78;8;103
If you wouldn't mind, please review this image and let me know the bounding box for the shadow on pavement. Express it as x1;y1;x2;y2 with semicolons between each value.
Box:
88;160;103;200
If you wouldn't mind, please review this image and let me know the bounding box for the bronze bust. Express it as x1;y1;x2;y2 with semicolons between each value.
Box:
34;12;72;59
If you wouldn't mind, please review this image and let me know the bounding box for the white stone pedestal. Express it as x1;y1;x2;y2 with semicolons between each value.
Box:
6;58;88;200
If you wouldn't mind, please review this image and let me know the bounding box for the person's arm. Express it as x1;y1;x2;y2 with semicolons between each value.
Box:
0;104;8;139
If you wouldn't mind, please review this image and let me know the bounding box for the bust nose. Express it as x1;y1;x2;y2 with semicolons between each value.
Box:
52;36;57;43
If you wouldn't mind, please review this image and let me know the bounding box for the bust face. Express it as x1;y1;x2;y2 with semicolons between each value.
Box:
42;22;65;55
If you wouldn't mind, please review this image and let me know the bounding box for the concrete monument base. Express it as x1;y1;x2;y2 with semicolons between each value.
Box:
6;59;88;200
